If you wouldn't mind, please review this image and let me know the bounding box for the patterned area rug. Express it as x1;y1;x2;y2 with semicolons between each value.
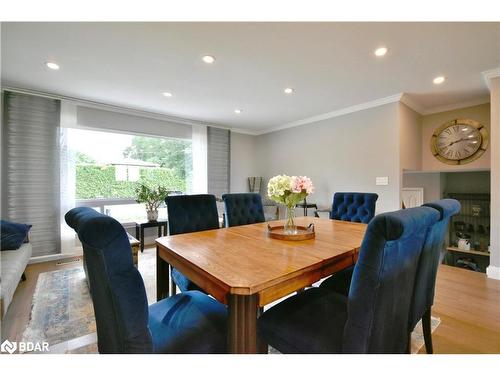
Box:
22;250;439;354
22;250;157;353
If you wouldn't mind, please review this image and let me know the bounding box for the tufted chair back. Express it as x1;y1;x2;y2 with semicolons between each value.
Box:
222;193;266;227
65;207;152;353
165;194;220;235
408;199;460;330
330;192;378;223
342;206;439;353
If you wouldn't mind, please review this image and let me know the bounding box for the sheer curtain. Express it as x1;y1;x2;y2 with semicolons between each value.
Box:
59;102;77;253
191;124;208;194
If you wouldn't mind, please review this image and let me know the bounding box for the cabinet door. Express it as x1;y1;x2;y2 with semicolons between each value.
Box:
402;188;424;208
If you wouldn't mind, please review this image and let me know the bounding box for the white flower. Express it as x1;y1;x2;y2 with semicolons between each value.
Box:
267;175;293;198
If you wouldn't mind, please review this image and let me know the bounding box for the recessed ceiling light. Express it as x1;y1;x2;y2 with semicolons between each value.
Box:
462;127;469;131
374;47;388;57
162;92;173;98
45;61;60;70
202;55;216;64
433;76;446;85
284;88;294;95
472;141;478;144
468;134;474;138
234;109;242;114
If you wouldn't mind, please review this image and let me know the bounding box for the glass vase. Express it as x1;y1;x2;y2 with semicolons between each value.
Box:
284;205;297;234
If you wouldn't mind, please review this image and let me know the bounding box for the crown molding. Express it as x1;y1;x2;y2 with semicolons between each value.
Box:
257;93;404;135
3;84;492;138
482;67;500;90
399;94;425;114
420;96;491;115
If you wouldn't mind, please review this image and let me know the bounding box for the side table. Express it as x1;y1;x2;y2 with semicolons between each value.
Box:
135;220;168;253
127;233;140;267
296;199;318;216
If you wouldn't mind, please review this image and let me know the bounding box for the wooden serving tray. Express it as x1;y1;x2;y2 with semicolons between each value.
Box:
267;223;315;241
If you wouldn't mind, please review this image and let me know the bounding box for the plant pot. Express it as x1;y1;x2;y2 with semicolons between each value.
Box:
147;209;159;222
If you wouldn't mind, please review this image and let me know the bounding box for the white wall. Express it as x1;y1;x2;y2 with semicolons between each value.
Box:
399;103;422;171
230;132;258;193
403;172;443;203
488;77;500;279
254;102;401;213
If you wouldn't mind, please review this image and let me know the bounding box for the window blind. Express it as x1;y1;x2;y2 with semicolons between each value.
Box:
207;127;230;198
2;92;61;256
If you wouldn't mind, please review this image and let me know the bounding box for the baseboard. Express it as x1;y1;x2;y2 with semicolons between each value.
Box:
486;265;500;280
29;251;83;265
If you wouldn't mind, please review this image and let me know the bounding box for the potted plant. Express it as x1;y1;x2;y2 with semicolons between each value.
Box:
135;184;169;222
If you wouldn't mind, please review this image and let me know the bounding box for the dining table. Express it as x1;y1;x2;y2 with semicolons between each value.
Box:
155;216;367;354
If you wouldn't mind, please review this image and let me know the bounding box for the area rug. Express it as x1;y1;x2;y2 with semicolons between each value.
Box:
22;249;157;353
22;250;439;354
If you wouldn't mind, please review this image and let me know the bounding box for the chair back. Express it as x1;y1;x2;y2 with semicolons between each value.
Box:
342;206;439;353
330;192;378;223
222;193;265;227
165;194;220;235
65;207;152;353
408;199;460;330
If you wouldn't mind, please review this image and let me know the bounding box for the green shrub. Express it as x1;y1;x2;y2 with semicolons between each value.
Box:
76;164;186;199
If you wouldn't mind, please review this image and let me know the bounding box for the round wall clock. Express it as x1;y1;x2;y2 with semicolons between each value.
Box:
430;118;488;165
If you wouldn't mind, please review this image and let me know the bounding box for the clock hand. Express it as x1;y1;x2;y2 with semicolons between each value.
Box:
447;138;472;147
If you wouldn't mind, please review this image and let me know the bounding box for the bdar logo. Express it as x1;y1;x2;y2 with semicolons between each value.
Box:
1;339;17;354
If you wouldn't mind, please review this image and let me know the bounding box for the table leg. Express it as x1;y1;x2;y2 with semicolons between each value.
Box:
156;245;169;301
135;223;139;241
227;293;266;354
157;225;161;238
140;226;145;253
169;264;177;297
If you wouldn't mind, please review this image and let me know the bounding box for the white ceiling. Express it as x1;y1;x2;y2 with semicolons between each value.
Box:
1;22;499;134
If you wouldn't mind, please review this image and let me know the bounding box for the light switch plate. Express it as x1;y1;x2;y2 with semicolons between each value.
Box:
376;176;389;186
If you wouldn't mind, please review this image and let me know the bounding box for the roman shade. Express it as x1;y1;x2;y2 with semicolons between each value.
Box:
207;127;230;197
2;92;61;256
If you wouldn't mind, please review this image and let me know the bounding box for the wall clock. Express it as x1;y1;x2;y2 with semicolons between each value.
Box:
430;118;488;165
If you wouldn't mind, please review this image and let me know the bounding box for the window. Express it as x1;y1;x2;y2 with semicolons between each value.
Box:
67;128;192;222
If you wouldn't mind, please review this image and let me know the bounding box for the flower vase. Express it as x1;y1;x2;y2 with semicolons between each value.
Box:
284;205;297;234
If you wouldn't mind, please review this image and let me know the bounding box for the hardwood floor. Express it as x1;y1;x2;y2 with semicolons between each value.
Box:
2;250;500;354
426;265;500;353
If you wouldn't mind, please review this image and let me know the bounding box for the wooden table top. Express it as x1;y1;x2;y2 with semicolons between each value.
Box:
156;217;366;304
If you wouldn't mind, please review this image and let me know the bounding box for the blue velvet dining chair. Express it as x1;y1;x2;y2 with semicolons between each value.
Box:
257;206;439;353
65;207;227;354
319;199;460;354
313;192;378;291
221;193;266;227
328;192;379;223
165;194;220;293
409;199;460;353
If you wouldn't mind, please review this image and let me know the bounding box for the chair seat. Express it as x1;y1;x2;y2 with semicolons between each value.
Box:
171;267;204;293
319;265;354;295
257;288;348;354
148;291;227;353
